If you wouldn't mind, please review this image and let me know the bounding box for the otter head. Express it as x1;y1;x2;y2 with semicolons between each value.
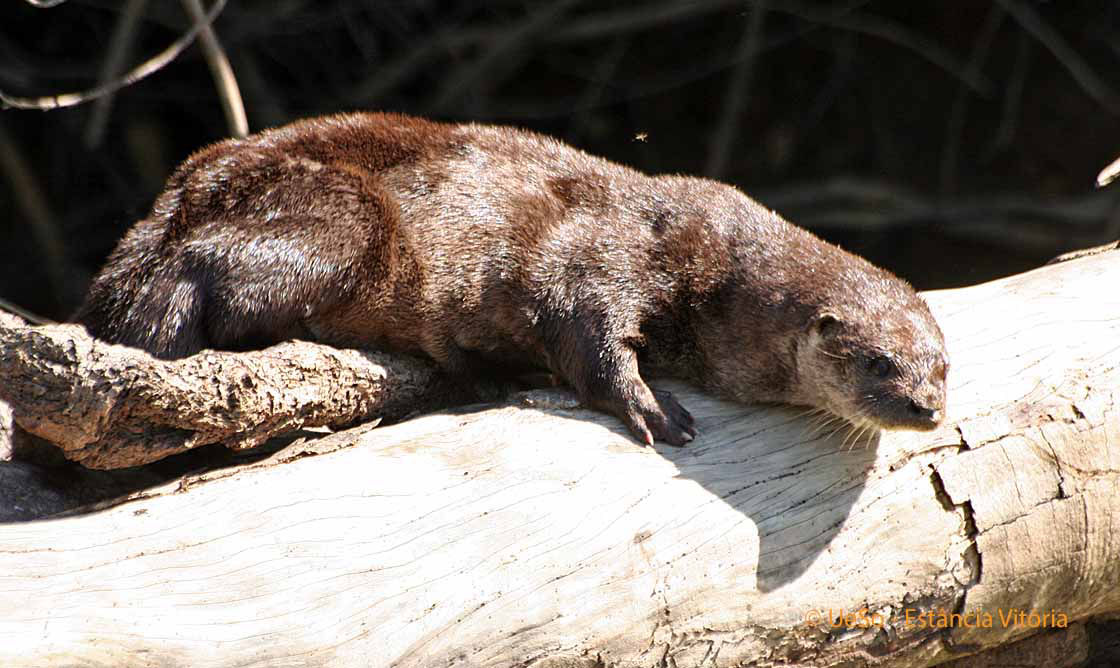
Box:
796;299;948;432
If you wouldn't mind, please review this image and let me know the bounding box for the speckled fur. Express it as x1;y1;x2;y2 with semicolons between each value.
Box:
77;112;948;445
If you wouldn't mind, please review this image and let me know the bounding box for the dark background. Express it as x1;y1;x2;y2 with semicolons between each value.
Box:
2;0;1119;321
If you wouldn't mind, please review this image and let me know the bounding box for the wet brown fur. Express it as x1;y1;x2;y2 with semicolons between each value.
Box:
77;112;949;445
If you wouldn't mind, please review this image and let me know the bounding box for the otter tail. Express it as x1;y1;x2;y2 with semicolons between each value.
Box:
74;219;209;359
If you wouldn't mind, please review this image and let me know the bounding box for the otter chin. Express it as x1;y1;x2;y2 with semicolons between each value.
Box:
76;112;950;446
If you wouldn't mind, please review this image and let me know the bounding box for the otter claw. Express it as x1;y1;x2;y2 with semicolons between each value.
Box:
625;390;697;446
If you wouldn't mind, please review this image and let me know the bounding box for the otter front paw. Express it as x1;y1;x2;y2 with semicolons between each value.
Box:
621;389;697;447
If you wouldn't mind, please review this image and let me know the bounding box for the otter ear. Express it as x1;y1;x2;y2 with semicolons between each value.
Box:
813;312;841;337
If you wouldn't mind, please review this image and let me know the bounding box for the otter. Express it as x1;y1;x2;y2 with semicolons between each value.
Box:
76;112;948;446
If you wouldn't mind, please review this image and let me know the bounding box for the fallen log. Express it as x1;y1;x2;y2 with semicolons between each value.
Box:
0;311;457;469
0;248;1117;667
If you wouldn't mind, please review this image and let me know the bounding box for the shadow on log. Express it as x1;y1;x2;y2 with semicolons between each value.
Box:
0;249;1118;667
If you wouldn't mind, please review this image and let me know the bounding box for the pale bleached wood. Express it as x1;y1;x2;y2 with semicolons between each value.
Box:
0;251;1117;667
927;251;1120;651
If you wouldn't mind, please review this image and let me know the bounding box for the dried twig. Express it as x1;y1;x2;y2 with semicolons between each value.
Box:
0;299;51;326
230;50;288;128
428;0;583;114
545;0;750;43
84;0;149;148
984;28;1032;157
0;124;70;306
0;300;50;327
772;0;991;95
1047;240;1120;264
994;0;1120;112
940;5;1005;193
563;37;630;144
347;0;795;107
705;2;767;179
181;0;248;138
1097;156;1120;188
0;0;229;110
759;177;1120;250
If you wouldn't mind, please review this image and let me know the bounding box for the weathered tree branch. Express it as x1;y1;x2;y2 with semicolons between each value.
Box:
0;249;1118;666
0;314;455;469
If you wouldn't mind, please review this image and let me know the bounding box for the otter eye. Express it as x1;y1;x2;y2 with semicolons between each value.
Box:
867;356;893;378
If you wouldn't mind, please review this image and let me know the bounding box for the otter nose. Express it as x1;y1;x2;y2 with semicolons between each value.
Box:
908;399;941;423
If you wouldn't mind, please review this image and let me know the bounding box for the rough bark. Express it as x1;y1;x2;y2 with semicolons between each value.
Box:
0;249;1117;667
0;315;456;469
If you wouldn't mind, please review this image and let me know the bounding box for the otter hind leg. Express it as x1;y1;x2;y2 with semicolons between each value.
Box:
182;216;355;354
80;156;402;359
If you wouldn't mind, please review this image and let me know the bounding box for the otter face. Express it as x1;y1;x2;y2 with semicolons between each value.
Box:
799;310;948;432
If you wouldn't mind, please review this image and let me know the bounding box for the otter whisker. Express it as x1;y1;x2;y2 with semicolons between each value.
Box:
803;411;830;428
848;420;871;451
806;414;831;432
852;423;873;451
832;410;865;451
805;420;831;440
803;421;827;440
823;420;849;442
792;406;827;420
861;423;877;449
805;415;842;440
